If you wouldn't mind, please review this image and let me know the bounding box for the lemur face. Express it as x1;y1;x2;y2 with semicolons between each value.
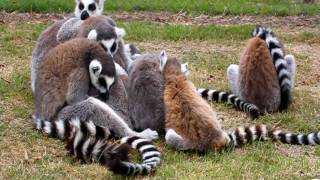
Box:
87;27;125;57
89;59;115;100
75;0;104;20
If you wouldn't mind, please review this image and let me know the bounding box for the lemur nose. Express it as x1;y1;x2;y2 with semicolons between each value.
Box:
81;11;89;20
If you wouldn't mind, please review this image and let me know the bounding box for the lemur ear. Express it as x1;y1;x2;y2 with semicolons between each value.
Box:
114;27;126;40
181;63;190;76
88;29;98;40
159;50;168;72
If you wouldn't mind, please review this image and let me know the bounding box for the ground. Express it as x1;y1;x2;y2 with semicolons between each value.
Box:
0;3;320;179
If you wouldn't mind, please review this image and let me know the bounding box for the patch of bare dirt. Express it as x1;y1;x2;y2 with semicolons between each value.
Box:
1;11;319;27
110;11;320;27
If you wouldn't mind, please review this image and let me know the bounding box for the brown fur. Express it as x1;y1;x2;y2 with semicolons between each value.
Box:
163;58;228;151
35;38;115;121
238;37;281;112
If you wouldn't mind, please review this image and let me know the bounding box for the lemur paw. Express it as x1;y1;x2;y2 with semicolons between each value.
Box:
138;128;159;140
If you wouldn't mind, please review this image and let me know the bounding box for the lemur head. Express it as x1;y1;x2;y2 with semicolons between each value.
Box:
75;0;105;20
159;50;190;77
88;53;116;100
84;20;125;57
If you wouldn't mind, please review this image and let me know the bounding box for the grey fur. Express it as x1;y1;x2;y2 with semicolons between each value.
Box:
57;97;158;139
127;53;165;134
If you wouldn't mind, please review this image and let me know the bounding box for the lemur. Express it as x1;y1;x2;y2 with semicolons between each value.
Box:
76;16;132;70
126;52;190;135
160;51;229;151
160;51;318;152
35;38;157;139
198;26;295;114
74;0;105;20
35;97;161;175
225;26;296;113
31;0;105;92
34;38;160;175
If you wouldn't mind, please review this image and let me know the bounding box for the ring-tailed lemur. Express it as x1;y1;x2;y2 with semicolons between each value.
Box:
31;0;105;93
196;88;260;119
160;51;229;151
159;51;318;152
75;0;105;20
35;38;115;121
31;15;129;93
126;52;190;134
34;100;161;175
252;26;295;111
34;38;160;175
225;26;296;113
34;38;158;140
76;16;132;70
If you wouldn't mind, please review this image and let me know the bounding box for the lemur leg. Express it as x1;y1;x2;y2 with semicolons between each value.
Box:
165;129;195;150
88;97;158;140
227;64;239;95
284;54;296;89
66;68;89;105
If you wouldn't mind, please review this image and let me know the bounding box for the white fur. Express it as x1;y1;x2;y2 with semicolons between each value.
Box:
87;29;98;40
55;119;65;138
142;151;161;159
115;62;128;76
181;63;190;76
307;133;316;145
86;120;96;135
74;0;104;19
159;50;168;72
114;27;126;39
101;39;117;56
208;90;217;100
139;144;155;152
73;129;83;155
131;139;149;149
105;76;115;90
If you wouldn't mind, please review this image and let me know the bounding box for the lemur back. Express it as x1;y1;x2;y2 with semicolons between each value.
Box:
31;0;106;92
35;38;115;121
127;53;165;134
160;52;229;152
238;37;281;112
226;26;296;113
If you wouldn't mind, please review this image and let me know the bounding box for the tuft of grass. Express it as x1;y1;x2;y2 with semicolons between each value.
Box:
0;0;320;16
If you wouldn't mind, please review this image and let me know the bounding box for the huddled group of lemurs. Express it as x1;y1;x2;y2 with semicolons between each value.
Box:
30;0;319;176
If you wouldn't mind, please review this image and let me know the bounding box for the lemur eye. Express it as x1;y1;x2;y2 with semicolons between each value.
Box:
88;3;96;11
110;42;117;54
79;3;84;10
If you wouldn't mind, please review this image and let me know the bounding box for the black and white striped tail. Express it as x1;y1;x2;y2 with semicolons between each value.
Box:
227;124;320;147
252;26;292;111
197;88;260;119
34;118;161;175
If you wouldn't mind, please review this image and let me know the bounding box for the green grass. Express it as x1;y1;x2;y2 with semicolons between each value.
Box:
1;18;320;179
0;0;320;16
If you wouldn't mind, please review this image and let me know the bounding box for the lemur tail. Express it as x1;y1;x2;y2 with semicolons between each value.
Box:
33;118;161;175
227;124;320;147
197;88;260;119
252;26;292;111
